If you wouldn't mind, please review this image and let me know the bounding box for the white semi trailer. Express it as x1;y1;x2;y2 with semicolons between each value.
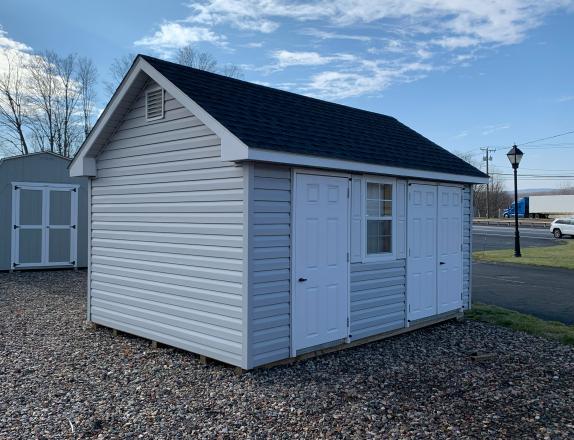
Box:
503;195;574;218
529;195;574;218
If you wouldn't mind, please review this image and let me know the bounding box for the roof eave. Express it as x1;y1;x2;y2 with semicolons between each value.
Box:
244;148;489;184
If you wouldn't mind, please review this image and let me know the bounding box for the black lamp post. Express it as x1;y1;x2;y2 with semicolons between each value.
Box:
507;145;524;257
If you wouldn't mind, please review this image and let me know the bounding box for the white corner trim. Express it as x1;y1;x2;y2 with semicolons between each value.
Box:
246;148;489;184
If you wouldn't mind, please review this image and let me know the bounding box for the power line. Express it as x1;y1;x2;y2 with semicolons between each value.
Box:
517;129;574;146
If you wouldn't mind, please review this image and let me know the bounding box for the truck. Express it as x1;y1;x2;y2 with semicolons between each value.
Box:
503;195;574;218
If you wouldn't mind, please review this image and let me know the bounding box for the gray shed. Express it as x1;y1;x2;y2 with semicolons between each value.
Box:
70;55;488;369
0;152;88;271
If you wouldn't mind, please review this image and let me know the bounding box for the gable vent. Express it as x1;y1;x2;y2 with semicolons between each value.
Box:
146;88;164;121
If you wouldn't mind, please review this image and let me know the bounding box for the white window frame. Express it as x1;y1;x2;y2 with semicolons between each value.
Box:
362;176;397;262
145;87;164;121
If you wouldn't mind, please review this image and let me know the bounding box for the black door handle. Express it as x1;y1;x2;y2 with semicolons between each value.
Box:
440;262;446;265
298;277;308;282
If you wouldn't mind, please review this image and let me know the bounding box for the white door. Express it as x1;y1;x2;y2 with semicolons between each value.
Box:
12;183;78;269
293;173;349;352
437;186;463;313
407;184;438;320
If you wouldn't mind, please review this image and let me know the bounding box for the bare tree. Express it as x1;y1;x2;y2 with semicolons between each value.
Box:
104;53;135;96
454;151;510;217
77;56;97;138
176;46;244;79
54;53;81;157
27;50;59;152
0;52;29;155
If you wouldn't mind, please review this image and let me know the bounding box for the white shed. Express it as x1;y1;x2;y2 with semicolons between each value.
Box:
70;55;488;369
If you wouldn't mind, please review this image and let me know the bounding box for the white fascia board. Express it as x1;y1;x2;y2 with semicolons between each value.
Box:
245;148;489;184
139;59;249;161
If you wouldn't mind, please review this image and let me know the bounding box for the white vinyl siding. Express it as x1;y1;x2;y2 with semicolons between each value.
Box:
248;164;291;367
89;82;245;367
350;260;406;340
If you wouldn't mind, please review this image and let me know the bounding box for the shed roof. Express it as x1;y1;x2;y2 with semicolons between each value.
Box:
0;151;70;166
141;55;486;179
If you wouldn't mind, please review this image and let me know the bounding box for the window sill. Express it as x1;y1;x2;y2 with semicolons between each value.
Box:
362;253;397;263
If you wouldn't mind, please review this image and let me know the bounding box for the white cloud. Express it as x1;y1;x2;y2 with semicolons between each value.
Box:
0;27;35;79
557;95;574;102
482;124;510;135
271;50;355;68
301;28;371;42
134;23;227;55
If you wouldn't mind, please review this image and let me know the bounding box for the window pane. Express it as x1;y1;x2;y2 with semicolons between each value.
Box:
367;200;379;217
382;201;392;216
367;182;379;199
383;184;392;200
366;219;392;255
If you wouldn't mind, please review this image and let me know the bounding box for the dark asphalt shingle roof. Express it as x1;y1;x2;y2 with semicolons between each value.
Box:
141;55;486;179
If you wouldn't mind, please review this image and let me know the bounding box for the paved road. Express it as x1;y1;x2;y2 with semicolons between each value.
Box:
473;224;564;251
473;261;574;324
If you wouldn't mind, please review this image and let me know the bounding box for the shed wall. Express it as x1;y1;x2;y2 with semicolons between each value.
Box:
462;185;472;308
248;164;292;367
89;82;245;367
0;154;88;271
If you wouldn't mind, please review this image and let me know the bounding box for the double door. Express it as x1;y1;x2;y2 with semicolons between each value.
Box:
11;183;78;269
407;184;463;320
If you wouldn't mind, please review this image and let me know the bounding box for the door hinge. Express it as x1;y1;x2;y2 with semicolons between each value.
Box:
72;187;77;192
12;262;18;267
71;225;76;229
13;224;19;229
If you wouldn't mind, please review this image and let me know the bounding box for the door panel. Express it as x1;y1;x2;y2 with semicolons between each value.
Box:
294;174;349;351
19;189;43;225
19;229;43;264
407;184;437;320
49;190;72;225
437;186;463;313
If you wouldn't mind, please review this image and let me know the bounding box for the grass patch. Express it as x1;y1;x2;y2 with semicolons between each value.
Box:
473;240;574;270
467;303;574;346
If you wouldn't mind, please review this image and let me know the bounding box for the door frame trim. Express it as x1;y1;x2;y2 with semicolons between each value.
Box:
290;170;351;357
11;181;79;270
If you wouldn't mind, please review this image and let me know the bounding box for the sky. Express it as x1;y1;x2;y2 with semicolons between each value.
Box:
2;0;574;190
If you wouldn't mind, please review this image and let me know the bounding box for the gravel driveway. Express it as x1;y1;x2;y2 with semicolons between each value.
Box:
1;271;573;439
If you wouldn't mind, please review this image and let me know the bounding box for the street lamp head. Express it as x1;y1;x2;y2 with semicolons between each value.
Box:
507;144;524;169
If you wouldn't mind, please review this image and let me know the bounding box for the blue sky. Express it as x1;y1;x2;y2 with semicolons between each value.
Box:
2;0;574;189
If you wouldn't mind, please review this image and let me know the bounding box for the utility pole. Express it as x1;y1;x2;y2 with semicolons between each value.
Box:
481;147;496;217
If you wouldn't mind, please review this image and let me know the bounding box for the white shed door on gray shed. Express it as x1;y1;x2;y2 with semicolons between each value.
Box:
11;183;78;269
407;184;463;321
293;173;349;352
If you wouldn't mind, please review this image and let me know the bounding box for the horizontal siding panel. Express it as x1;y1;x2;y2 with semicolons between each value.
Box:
92;315;241;366
91;305;241;355
92;246;242;271
254;167;290;179
97;157;230;178
252;326;290;344
92;200;244;214
92;255;242;283
97;145;220;169
111;116;207;141
104;125;214;151
92;189;243;204
92;212;242;224
92;221;243;236
92;280;241;318
93;166;243;187
97;135;220;162
91;272;241;307
92;233;242;251
254;177;291;190
92;292;241;333
252;280;290;296
91;177;242;196
350;258;406;342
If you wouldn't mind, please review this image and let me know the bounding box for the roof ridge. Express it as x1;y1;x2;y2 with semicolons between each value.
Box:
139;54;397;122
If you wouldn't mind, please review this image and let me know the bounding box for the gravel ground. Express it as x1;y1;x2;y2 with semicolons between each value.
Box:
1;271;574;439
